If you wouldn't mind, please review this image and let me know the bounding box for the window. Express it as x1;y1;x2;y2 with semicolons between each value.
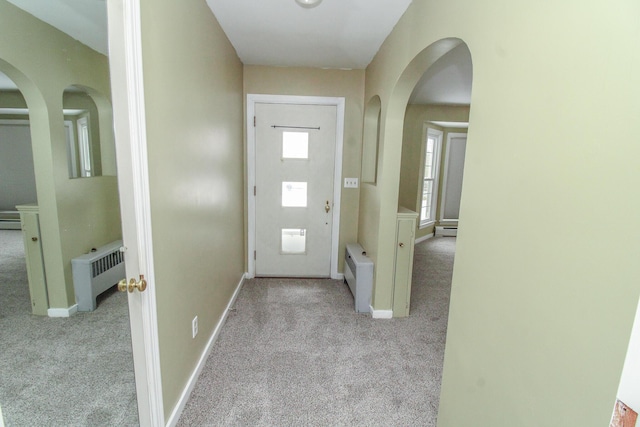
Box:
77;115;92;177
420;128;442;227
282;131;309;159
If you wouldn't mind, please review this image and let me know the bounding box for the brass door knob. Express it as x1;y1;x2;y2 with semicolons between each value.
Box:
325;200;331;213
118;275;147;293
399;242;405;248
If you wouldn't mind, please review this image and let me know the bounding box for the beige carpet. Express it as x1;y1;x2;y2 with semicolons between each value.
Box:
0;230;138;426
178;236;456;426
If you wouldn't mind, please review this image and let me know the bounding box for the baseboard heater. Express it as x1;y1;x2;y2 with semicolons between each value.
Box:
72;240;125;312
344;243;373;313
435;226;457;237
0;210;21;230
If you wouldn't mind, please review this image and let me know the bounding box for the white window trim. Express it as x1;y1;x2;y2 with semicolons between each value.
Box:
418;126;443;228
76;115;92;177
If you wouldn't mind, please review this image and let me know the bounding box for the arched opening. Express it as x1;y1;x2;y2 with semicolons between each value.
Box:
364;37;473;423
62;85;117;178
0;62;135;423
369;37;470;313
0;64;48;316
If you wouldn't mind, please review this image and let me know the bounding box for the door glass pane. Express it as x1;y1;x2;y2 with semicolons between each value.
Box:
282;228;306;254
282;132;309;159
282;182;307;207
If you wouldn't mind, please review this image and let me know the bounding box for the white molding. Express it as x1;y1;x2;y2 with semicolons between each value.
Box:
335;273;344;281
370;307;393;319
107;0;164;425
166;274;246;427
47;304;78;318
415;233;434;244
246;94;345;280
418;127;443;227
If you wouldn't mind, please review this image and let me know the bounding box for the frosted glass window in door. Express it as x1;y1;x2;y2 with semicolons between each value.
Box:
282;132;309;159
281;229;306;254
282;182;307;207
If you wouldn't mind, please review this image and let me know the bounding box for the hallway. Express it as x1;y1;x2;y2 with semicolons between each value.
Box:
178;237;455;426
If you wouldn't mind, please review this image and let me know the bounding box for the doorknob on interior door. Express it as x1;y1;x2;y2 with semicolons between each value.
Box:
118;275;147;293
325;200;330;213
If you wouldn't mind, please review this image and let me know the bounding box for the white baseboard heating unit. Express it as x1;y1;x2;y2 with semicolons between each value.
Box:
344;243;373;313
72;240;125;312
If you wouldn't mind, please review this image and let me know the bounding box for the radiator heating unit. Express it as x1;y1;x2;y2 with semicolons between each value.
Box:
72;240;126;311
344;243;373;313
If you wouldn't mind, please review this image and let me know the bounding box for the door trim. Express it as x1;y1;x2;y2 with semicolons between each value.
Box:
107;1;164;425
247;94;345;279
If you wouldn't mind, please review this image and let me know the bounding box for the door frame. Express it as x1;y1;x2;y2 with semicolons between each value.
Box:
247;94;345;279
107;0;164;425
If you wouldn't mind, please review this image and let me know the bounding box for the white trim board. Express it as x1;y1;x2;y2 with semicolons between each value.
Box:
370;306;393;319
166;273;246;426
246;94;345;280
47;304;78;318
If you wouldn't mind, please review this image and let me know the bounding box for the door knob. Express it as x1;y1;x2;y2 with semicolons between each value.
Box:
325;200;331;213
118;275;147;293
399;242;405;248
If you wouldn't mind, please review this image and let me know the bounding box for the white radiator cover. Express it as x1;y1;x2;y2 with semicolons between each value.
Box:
72;240;125;312
344;243;373;313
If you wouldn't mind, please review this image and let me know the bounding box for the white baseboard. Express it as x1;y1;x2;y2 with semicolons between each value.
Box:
166;273;246;427
415;233;434;244
370;306;393;319
334;273;344;281
48;304;78;317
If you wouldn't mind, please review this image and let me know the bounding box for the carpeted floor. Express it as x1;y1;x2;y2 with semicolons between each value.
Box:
178;236;456;426
0;230;138;426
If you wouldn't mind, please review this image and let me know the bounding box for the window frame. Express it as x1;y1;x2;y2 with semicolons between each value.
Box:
419;127;443;228
77;114;92;177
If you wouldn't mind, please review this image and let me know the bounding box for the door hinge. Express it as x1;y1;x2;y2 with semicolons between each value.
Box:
254;186;256;196
254;250;256;260
253;116;256;127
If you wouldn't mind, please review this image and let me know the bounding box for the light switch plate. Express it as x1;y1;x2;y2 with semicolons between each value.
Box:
344;177;359;188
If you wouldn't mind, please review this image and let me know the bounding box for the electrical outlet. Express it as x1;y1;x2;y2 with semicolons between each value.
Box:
192;316;198;338
344;177;359;188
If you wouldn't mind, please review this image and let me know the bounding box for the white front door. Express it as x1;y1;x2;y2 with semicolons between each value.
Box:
254;103;337;277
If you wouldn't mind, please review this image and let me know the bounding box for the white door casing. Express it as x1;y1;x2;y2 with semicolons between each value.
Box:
247;95;345;279
255;103;336;277
107;1;164;425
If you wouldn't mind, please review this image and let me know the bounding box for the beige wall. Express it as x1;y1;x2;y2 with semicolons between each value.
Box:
0;0;121;310
139;0;245;418
363;0;640;425
399;104;469;239
243;65;365;273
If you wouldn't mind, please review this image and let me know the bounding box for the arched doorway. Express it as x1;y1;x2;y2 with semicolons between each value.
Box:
0;61;137;424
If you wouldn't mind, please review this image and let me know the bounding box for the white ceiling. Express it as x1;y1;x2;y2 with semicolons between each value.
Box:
1;0;472;105
206;0;412;69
